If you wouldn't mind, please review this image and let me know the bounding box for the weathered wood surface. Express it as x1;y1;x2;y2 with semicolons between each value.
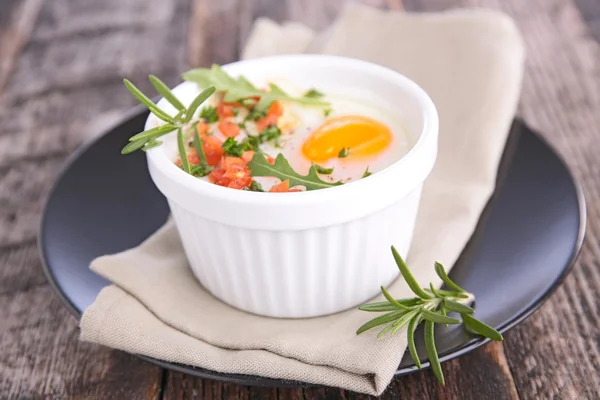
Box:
1;0;599;398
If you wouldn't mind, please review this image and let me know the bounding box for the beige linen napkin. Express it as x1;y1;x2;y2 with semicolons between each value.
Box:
80;4;524;395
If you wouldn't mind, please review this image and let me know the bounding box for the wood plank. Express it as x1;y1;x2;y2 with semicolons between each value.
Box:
0;0;193;397
0;0;44;94
0;285;163;399
382;342;518;400
574;0;600;42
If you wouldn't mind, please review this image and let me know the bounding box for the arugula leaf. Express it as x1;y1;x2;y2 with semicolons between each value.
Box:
183;64;329;111
248;153;343;191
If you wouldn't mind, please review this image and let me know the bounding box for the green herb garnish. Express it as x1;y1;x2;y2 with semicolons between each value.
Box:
314;164;334;175
324;107;333;117
190;164;213;177
338;147;350;158
362;167;372;178
357;247;503;386
304;88;324;99
246;107;267;122
183;64;330;111
259;125;282;146
200;106;219;123
121;76;215;155
247;180;264;192
240;98;257;109
248;153;343;191
242;136;260;152
222;137;245;157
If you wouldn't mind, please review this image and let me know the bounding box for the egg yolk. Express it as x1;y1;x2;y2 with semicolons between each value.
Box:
302;115;393;162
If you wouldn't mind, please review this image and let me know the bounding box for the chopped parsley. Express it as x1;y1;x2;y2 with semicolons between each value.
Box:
221;125;281;159
241;135;260;151
246;107;267;122
314;164;334;174
323;107;333;117
189;164;213;177
200;106;219;123
247;180;264;192
304;88;324;99
222;137;245;157
362;166;372;178
338;147;350;158
259;125;282;147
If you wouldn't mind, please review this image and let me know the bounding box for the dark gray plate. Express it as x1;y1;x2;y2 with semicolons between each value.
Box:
39;108;585;387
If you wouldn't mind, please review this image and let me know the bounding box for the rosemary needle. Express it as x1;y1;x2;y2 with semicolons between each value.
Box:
356;246;503;386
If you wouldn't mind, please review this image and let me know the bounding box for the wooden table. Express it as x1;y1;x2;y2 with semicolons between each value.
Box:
1;0;599;398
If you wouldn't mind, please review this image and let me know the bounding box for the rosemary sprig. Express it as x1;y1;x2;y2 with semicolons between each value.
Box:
121;76;215;154
357;246;503;386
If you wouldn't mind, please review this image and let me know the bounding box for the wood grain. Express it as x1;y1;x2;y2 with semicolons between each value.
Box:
0;0;44;94
1;0;599;398
0;0;188;397
476;0;600;398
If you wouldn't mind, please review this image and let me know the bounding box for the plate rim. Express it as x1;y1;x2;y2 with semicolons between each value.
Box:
38;109;587;387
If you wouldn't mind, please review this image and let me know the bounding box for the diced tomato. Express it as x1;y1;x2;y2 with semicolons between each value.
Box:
218;119;240;137
175;153;200;166
256;101;283;132
188;152;200;165
266;156;275;164
201;135;224;166
197;122;210;135
227;176;252;189
241;150;254;164
208;167;225;183
221;156;245;170
208;156;252;190
217;102;236;118
268;101;283;117
269;180;290;193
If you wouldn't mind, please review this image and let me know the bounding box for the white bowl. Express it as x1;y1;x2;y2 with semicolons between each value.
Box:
145;55;438;318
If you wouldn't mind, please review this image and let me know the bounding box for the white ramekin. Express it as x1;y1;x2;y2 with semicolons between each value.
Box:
144;55;438;318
